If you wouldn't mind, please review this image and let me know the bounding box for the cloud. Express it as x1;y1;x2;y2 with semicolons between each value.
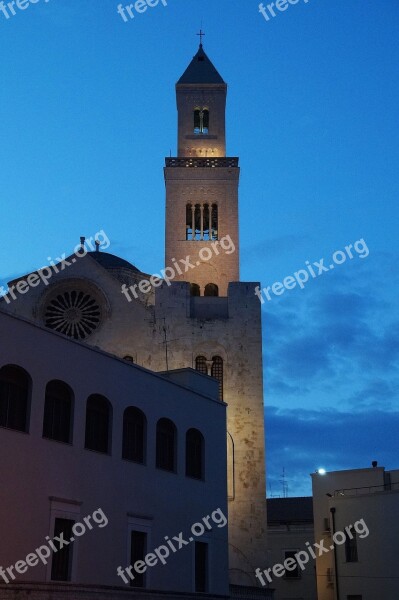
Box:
262;250;399;410
266;406;399;497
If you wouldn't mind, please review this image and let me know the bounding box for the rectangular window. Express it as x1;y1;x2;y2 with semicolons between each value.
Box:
347;596;362;600
130;530;147;588
51;518;74;581
345;528;358;562
284;550;300;578
195;541;208;593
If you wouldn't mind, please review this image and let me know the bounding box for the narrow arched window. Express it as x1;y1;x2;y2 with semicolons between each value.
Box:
190;283;200;297
186;203;193;240
156;418;176;472
43;380;73;444
0;364;30;432
194;108;210;134
195;356;208;375
202;109;209;133
194;109;201;134
123;407;146;464
186;428;204;479
85;394;111;454
204;284;219;297
211;203;218;240
211;356;224;401
194;204;201;240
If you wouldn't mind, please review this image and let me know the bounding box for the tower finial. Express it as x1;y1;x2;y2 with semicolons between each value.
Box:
196;28;205;47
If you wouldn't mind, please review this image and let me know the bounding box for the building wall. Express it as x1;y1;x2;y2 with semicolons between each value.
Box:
267;524;317;600
0;311;228;595
312;467;399;600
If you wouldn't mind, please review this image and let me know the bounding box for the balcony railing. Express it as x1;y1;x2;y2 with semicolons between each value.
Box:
165;157;239;168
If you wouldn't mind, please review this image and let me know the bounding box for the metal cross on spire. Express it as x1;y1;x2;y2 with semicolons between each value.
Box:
197;28;205;46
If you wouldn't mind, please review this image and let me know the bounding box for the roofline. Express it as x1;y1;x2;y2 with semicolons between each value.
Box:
0;309;226;406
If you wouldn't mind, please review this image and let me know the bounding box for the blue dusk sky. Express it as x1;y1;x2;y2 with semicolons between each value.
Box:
0;0;398;496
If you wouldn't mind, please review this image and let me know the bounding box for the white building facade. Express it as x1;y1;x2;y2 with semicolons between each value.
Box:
312;464;399;600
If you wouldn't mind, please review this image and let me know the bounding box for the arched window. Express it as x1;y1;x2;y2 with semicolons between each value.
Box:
204;284;219;297
156;418;176;472
123;356;134;363
202;109;209;134
122;407;146;464
186;428;204;479
211;356;224;401
195;356;208;375
194;109;201;134
186;203;193;240
85;394;111;454
43;380;73;444
0;365;30;432
190;283;200;297
193;108;210;134
186;203;218;241
211;203;218;240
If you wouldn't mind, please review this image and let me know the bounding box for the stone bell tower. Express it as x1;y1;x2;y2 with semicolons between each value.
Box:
164;42;240;297
162;42;268;587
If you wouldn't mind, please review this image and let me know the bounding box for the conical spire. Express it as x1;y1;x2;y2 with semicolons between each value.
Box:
177;44;225;85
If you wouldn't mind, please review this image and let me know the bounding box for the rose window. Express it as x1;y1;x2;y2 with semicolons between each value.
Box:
44;290;102;340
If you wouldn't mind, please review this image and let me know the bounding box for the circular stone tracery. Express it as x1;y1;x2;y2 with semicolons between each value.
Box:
44;289;102;340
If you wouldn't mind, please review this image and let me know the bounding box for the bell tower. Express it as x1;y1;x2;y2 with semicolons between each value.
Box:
164;42;240;297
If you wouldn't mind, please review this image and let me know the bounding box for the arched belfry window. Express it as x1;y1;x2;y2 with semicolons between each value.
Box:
190;283;200;297
186;428;205;479
43;380;73;443
122;407;146;464
186;203;218;241
211;356;224;401
195;356;208;375
204;284;219;297
0;364;30;432
194;108;209;134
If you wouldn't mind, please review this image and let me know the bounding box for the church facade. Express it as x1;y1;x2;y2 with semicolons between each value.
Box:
0;43;269;594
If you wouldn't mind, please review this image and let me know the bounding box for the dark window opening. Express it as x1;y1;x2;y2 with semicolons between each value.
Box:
204;283;219;297
156;418;176;472
51;518;74;581
190;283;201;297
284;550;301;578
186;428;204;479
85;394;111;454
43;380;73;444
195;542;208;592
186;203;218;241
211;356;223;401
0;365;30;432
194;108;209;134
345;528;358;562
130;531;147;588
123;407;146;464
123;355;134;363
